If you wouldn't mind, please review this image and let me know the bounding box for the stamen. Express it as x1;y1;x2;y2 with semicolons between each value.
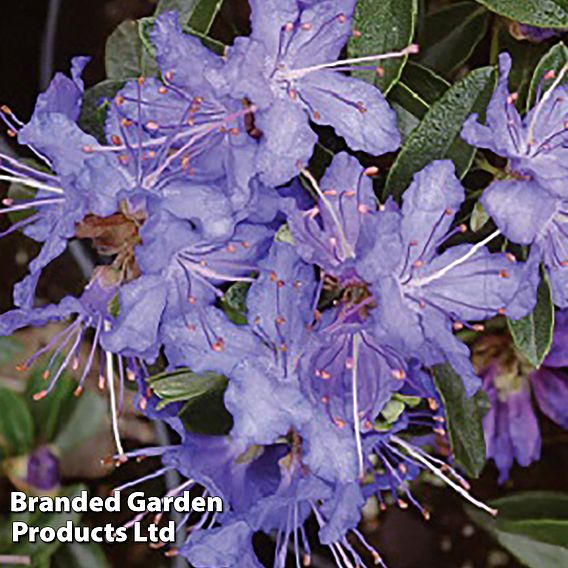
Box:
351;334;364;481
408;230;501;288
283;44;419;81
527;63;568;145
391;436;497;516
301;168;355;260
0;175;64;194
104;321;124;458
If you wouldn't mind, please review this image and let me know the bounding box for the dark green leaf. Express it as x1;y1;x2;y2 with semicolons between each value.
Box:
53;542;110;568
79;80;124;142
497;532;568;568
389;62;451;139
53;389;106;454
468;491;568;568
183;24;226;54
0;387;34;458
350;0;418;94
385;66;496;199
25;370;76;444
508;272;554;368
389;63;450;141
220;282;250;325
432;364;486;477
174;372;233;436
398;62;451;104
188;0;224;35
147;368;228;409
491;491;568;521
390;100;421;140
470;200;490;232
475;0;568;28
527;41;568;109
0;337;23;367
419;2;490;76
105;20;158;80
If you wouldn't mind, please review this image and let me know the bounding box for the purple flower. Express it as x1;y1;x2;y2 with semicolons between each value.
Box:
475;333;540;483
125;430;377;567
104;12;263;222
462;53;568;305
103;206;275;360
26;446;60;491
476;313;568;482
0;59;126;307
356;160;537;394
530;309;568;429
288;154;536;395
285;152;377;275
463;53;568;197
0;277;120;398
510;23;562;43
221;0;402;186
479;180;568;306
285;153;410;432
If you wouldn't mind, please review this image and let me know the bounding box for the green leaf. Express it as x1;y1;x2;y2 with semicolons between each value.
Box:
0;387;34;458
419;2;490;77
397;62;451;104
527;41;568;109
497;532;568;568
147;368;228;409
155;0;199;23
183;24;226;54
385;66;496;199
53;542;110;568
79;80;124;142
475;0;568;28
432;364;486;477
349;0;418;94
157;369;234;435
178;382;233;436
25;371;76;444
105;20;158;80
188;0;224;35
508;272;554;368
380;399;406;423
389;62;451;141
220;281;250;325
0;336;23;367
468;491;568;568
491;491;568;521
470;200;490;232
53;389;106;454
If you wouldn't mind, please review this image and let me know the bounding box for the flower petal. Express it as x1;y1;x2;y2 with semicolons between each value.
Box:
482;179;557;245
151;12;223;91
531;368;568;428
254;98;318;186
400;160;464;263
299;70;400;156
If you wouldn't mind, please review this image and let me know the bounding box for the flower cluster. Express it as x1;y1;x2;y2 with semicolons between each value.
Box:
473;312;568;484
1;1;567;566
